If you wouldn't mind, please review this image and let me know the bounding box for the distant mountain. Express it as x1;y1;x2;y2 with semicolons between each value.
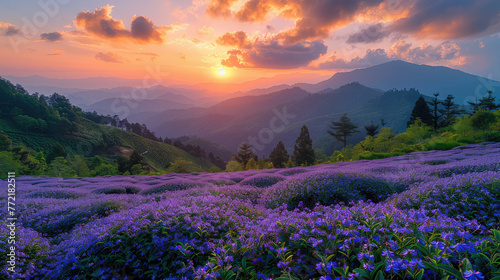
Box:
67;85;195;106
80;98;191;116
152;82;390;155
295;60;500;104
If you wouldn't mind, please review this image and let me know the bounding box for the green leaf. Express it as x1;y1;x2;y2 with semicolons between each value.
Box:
415;269;424;280
375;270;385;280
438;265;464;280
461;258;472;272
353;268;370;279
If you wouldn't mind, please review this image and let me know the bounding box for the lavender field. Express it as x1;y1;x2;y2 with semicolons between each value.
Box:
2;142;500;280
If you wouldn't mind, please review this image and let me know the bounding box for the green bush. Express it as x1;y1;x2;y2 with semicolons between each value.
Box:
141;181;199;195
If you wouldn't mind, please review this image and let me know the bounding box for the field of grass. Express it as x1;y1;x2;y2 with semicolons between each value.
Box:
1;142;500;279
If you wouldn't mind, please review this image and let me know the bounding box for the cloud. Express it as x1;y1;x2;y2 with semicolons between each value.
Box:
95;52;123;63
0;22;20;36
41;32;63;42
216;31;252;48
207;0;385;44
197;26;214;36
207;0;500;43
220;34;328;69
47;50;63;56
346;23;392;44
318;41;461;69
318;49;391;69
388;41;461;63
390;0;500;39
134;52;158;56
206;0;239;18
74;5;171;44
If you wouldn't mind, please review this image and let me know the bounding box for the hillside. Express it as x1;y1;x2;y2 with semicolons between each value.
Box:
0;77;215;173
152;82;392;155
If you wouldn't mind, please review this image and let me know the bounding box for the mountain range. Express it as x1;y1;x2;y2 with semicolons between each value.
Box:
5;60;499;156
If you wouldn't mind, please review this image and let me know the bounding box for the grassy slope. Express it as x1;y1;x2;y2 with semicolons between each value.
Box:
0;118;215;172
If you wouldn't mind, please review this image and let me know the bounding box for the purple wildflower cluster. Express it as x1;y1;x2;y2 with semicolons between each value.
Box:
1;142;499;279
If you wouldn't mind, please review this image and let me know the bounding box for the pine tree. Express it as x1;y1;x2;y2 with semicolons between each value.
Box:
427;93;442;131
439;94;464;127
292;125;315;166
408;96;433;127
328;113;360;148
269;141;289;168
235;143;257;167
364;120;379;136
479;90;499;111
467;96;481;113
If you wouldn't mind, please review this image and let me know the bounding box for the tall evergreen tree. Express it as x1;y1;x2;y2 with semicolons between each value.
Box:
235;143;257;167
427;93;442;131
408;96;433;127
269;141;289;168
364;120;379;136
479;90;499;111
467;96;481;113
439;94;464;127
292;125;315;166
328;113;360;148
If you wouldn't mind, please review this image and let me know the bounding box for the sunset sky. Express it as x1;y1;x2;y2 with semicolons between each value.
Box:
1;0;499;85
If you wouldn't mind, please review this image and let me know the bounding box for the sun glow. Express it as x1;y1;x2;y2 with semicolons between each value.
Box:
218;69;226;76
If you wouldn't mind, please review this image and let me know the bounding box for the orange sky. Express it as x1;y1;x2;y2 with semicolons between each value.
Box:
0;0;499;86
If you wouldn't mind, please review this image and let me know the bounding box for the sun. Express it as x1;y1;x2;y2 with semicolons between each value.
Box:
218;69;226;76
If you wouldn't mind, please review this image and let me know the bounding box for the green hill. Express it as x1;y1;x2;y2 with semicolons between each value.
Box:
0;77;215;174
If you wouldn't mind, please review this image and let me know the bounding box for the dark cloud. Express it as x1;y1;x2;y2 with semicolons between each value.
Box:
207;0;500;42
0;22;21;36
266;25;275;32
318;41;461;69
95;52;123;63
5;26;20;36
74;5;170;44
41;32;63;42
220;34;328;69
207;0;385;44
346;23;391;44
390;0;500;39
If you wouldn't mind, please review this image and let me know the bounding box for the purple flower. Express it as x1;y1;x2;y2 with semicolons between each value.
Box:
463;270;484;280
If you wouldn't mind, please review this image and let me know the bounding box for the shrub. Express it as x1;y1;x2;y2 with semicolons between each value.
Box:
278;168;308;176
141;180;200;195
26;190;84;199
205;179;236;186
265;173;406;210
93;186;127;194
240;174;285;188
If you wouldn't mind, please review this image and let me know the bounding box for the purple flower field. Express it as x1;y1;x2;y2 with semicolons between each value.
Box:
2;142;500;280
